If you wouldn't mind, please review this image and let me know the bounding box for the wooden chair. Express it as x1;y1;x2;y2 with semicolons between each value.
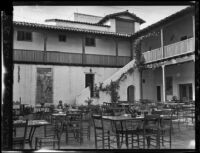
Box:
124;119;144;149
35;120;64;149
92;114;116;149
159;109;173;149
13;120;28;149
143;114;161;149
81;110;91;141
64;112;83;145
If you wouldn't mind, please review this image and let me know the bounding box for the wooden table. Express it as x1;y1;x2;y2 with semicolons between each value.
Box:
102;114;175;149
102;115;144;149
13;120;50;148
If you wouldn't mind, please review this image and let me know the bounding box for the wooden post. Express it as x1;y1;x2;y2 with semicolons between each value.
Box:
140;69;143;100
130;38;133;60
192;15;195;38
43;33;47;62
115;38;118;65
82;35;85;64
160;28;164;59
162;65;166;102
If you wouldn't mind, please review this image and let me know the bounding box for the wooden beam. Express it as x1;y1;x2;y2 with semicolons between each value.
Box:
160;28;164;59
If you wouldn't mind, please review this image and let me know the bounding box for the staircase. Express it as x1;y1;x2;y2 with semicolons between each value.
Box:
75;59;137;105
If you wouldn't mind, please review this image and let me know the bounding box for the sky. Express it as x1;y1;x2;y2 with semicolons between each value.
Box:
13;5;190;29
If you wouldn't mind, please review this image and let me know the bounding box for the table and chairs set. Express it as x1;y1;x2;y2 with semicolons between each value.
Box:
12;99;195;149
13;104;91;149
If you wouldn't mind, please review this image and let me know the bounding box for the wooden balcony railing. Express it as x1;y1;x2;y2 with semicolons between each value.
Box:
164;37;194;58
13;49;131;67
143;37;194;63
46;51;82;64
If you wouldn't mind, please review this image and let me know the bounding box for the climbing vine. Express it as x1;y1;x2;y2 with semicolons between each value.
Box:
93;31;160;103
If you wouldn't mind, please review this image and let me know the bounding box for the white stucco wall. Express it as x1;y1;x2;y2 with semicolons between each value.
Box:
118;40;131;56
13;27;45;51
104;19;116;32
142;61;195;101
95;68;141;105
85;36;116;55
46;32;82;53
135;22;140;32
14;27;131;57
13;64;119;106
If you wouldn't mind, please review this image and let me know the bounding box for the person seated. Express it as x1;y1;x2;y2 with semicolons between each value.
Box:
57;100;64;109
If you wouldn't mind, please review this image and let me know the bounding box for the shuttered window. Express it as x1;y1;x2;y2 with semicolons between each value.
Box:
85;37;95;46
58;35;66;42
17;31;32;41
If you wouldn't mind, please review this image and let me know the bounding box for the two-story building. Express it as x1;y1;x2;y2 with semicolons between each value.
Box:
13;10;145;106
12;6;195;106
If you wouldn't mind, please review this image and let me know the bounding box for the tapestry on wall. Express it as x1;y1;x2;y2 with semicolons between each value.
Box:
36;68;53;104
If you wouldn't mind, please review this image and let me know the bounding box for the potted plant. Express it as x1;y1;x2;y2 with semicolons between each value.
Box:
85;98;93;106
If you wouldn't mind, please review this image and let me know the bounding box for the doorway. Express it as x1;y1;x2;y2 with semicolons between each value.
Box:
85;74;94;97
179;83;193;101
156;86;161;102
127;85;135;102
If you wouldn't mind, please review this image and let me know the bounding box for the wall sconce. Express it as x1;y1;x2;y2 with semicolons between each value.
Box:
90;68;92;73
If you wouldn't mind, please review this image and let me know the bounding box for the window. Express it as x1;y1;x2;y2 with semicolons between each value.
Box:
58;35;66;42
85;37;95;46
17;31;32;41
166;76;173;95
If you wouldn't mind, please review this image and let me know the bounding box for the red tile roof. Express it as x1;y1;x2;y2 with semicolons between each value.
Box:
98;10;145;24
45;19;110;27
13;21;130;37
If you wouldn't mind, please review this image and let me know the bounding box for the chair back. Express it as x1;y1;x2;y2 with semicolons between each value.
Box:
13;119;28;148
66;112;82;129
143;114;160;131
92;114;104;130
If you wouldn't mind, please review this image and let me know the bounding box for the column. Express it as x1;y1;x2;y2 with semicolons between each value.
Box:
192;15;195;101
160;28;164;59
162;65;166;102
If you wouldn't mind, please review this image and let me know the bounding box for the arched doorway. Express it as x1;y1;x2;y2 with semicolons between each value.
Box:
127;85;135;102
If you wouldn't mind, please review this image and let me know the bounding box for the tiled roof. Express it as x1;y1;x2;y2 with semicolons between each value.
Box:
131;6;194;38
45;19;110;27
98;10;145;24
13;21;130;37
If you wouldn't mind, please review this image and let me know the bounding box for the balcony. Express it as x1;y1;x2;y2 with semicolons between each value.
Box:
143;37;194;63
13;49;131;67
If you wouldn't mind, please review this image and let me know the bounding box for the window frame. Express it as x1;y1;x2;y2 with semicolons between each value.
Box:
17;31;32;42
85;36;96;47
58;34;67;42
